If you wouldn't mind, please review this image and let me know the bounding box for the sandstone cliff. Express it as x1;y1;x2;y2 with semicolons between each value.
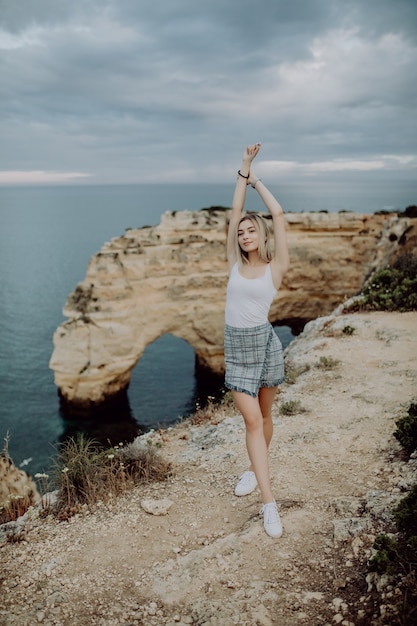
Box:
49;210;415;408
0;454;40;518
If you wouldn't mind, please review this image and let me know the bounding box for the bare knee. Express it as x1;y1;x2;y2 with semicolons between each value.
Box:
261;410;272;422
243;413;263;434
231;391;264;433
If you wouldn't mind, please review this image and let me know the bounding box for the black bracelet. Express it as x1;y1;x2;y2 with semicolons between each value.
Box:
237;170;249;179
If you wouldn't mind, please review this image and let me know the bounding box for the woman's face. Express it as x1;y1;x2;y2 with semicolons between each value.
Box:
238;219;259;253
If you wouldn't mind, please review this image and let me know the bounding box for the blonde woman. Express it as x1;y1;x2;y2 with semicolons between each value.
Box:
224;143;290;538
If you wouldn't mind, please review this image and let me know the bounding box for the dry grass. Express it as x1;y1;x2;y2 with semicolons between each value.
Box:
189;392;236;426
0;492;34;526
53;435;172;520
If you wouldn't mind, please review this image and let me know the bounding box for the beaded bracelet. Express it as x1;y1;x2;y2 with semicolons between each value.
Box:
237;170;249;179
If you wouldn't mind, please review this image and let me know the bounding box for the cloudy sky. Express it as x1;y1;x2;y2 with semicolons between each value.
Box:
0;0;416;185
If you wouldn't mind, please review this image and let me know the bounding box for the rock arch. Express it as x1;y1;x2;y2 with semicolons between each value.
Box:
128;331;198;423
49;208;414;409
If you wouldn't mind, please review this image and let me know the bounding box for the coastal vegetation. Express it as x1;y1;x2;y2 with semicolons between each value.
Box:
375;204;417;218
339;246;417;624
0;434;172;526
399;205;417;218
279;399;306;416
368;402;417;625
0;481;36;526
315;355;340;370
394;403;417;456
347;253;417;313
53;435;172;521
189;393;235;426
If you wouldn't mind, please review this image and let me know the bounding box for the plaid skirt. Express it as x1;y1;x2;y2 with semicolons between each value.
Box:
224;322;284;398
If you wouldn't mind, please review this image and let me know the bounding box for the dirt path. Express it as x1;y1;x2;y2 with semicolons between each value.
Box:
1;311;416;626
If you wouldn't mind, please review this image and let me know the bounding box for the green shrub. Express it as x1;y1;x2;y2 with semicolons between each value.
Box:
351;253;417;312
399;205;417;218
315;355;340;370
368;449;417;624
394;485;417;537
342;325;355;335
394;403;417;456
280;399;304;415
368;534;402;575
368;491;417;624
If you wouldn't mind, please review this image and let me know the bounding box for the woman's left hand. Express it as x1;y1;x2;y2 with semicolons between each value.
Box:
242;143;261;163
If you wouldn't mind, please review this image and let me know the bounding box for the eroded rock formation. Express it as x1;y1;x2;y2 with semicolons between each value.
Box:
0;455;40;512
49;209;415;408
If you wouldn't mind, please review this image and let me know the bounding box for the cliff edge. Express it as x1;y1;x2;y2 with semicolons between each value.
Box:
2;308;417;625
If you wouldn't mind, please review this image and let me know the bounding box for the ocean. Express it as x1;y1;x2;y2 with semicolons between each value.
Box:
1;179;416;476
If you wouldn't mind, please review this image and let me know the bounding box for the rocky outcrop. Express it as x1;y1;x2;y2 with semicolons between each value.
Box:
0;455;40;514
49;209;415;409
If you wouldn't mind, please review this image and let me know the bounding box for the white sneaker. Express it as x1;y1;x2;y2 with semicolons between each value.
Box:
260;501;282;538
234;471;258;496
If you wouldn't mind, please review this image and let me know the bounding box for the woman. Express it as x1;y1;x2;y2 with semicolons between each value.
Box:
224;143;290;538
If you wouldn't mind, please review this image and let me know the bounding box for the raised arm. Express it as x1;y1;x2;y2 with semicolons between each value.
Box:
248;172;290;290
226;143;261;270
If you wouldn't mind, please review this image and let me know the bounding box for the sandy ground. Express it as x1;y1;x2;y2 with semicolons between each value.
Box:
1;311;416;626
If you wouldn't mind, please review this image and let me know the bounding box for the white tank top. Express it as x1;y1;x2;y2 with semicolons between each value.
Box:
225;263;277;328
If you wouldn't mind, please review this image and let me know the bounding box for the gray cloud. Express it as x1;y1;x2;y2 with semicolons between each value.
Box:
0;0;416;184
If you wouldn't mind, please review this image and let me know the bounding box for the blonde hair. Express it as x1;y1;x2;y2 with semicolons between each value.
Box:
235;214;273;267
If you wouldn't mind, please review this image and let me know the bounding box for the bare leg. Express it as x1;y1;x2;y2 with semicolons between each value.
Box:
232;390;274;504
259;385;278;447
247;386;278;471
